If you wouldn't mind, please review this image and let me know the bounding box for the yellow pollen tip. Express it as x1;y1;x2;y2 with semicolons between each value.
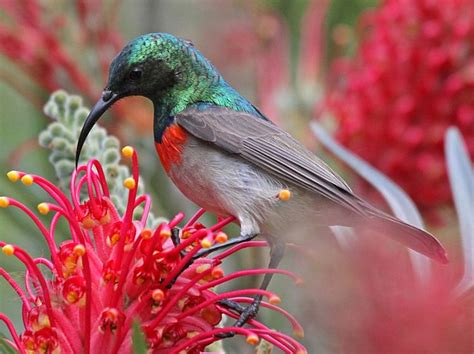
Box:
110;233;120;246
296;350;308;354
160;229;171;238
66;291;79;304
37;203;50;215
21;174;34;186
278;189;291;201
81;215;95;229
211;267;224;278
7;171;20;182
99;212;111;225
269;295;281;305
294;329;305;338
73;244;86;256
141;229;153;239
152;289;164;302
196;264;211;274
38;314;51;328
200;239;212;249
2;244;15;256
215;231;228;243
0;197;10;208
123;177;136;190
121;146;134;158
246;334;259;345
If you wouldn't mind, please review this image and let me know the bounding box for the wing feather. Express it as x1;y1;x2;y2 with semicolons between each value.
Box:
176;106;366;215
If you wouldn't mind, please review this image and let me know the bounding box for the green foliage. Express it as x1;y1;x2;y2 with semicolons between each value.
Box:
324;0;379;64
132;321;147;354
0;333;16;354
263;0;311;83
40;90;163;228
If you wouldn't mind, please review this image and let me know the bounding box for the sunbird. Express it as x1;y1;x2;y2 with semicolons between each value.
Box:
76;33;448;331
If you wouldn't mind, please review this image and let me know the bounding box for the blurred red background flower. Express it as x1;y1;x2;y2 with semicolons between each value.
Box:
323;0;474;213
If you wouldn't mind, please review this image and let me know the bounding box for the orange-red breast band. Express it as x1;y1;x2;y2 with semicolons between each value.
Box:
155;124;187;172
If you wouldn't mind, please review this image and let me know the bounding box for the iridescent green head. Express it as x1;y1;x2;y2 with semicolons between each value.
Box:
76;32;258;164
107;33;200;98
76;33;211;161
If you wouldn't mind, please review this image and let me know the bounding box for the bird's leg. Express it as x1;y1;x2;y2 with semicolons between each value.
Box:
217;240;286;338
217;298;247;313
171;227;186;258
171;227;180;247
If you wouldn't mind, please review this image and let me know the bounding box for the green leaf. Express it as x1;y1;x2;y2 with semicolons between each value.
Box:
132;320;147;354
0;332;17;354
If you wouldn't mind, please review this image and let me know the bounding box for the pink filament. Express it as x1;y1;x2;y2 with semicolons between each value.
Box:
6;199;61;272
90;159;110;198
146;267;214;329
168;326;258;354
85;160;104;216
0;242;56;326
199;268;299;290
169;211;185;228
225;296;304;335
177;289;276;321
183;208;206;229
0;313;24;353
0;268;31;323
213;240;268;260
160;241;203;289
134;194;151;227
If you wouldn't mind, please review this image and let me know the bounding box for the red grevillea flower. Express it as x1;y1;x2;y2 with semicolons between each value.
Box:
324;0;474;210
0;146;306;354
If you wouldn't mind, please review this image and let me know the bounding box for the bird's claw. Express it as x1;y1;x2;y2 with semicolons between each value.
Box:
233;301;259;327
214;298;260;339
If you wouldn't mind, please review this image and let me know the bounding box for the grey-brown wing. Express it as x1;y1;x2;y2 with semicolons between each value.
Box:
176;106;366;215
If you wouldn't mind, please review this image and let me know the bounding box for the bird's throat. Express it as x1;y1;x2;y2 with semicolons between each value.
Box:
153;100;177;143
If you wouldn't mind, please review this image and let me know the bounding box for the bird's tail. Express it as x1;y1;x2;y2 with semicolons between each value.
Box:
360;206;449;264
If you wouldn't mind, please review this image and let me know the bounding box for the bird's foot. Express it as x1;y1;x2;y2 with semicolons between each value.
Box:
233;300;259;327
214;298;260;339
217;298;246;313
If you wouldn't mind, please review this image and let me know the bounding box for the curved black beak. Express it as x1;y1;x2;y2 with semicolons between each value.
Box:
75;90;119;167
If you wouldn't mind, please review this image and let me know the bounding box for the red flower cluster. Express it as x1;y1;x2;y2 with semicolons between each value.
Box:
324;0;474;210
0;147;305;354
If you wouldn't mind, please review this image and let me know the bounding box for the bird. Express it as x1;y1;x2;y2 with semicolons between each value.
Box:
76;32;448;331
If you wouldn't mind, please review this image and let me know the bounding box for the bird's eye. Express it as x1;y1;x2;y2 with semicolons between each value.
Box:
129;68;143;81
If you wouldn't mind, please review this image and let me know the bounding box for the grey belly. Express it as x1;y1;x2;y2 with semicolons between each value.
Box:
167;136;346;237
